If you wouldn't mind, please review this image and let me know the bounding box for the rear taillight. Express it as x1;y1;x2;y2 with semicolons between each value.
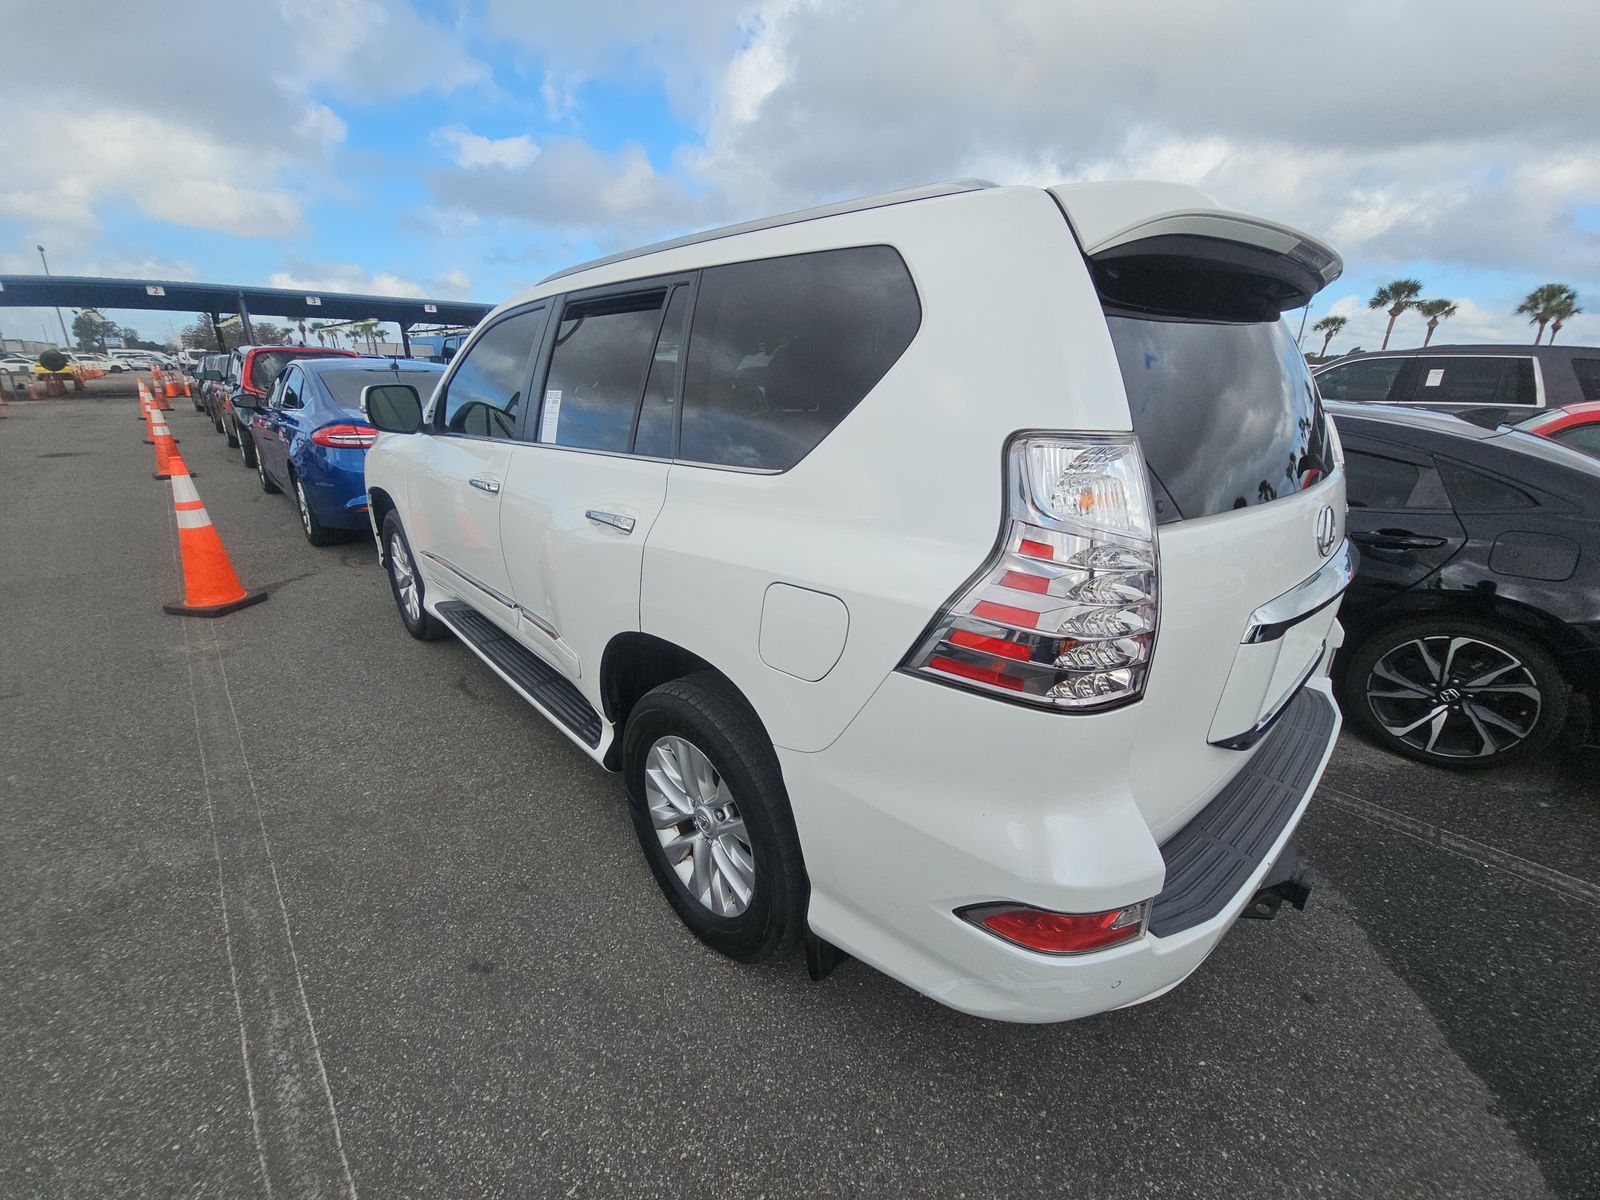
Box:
311;423;378;448
962;900;1149;955
903;434;1159;710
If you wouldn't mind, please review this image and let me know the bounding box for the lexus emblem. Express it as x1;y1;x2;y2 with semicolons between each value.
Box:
1314;505;1338;557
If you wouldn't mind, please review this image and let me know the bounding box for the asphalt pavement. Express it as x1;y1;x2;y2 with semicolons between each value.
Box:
2;394;1596;1199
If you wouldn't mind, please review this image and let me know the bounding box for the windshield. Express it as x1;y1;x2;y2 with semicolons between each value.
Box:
1106;314;1333;522
319;368;441;411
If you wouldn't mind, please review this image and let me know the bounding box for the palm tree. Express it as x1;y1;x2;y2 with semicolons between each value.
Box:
1516;283;1570;345
1416;299;1458;347
1546;286;1581;345
1311;315;1348;358
1367;279;1423;350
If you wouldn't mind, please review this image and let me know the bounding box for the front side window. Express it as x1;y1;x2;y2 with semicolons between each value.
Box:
437;307;546;439
678;246;921;471
541;289;668;452
1314;358;1405;403
1344;449;1450;509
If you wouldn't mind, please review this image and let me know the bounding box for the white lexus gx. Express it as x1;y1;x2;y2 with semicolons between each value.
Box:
361;180;1353;1022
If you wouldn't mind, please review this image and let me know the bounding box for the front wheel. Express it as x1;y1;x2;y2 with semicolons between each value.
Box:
623;673;807;962
380;513;446;640
256;451;280;495
1340;616;1569;769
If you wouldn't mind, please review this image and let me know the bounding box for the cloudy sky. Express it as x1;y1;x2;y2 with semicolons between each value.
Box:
3;0;1598;351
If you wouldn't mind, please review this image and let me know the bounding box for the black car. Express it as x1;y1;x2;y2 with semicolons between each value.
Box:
1329;401;1600;768
1314;343;1600;426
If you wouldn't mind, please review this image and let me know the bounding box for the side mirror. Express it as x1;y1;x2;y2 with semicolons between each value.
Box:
362;383;423;434
233;391;261;411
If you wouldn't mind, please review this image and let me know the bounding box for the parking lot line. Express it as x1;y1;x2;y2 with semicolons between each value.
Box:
179;609;358;1199
1322;785;1600;909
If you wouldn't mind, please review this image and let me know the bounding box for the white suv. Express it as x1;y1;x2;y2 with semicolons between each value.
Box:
362;180;1352;1022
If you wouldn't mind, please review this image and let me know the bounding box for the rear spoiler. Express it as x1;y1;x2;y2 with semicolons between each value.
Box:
1050;182;1341;322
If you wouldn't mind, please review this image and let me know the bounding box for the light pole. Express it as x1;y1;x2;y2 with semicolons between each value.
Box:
36;245;72;348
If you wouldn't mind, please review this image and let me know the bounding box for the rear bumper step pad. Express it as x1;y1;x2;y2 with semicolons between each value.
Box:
1148;688;1336;938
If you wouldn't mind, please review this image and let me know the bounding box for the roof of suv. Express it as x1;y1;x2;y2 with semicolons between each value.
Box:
1319;343;1597;369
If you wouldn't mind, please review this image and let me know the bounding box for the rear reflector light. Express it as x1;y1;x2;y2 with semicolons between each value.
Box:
902;434;1159;711
963;901;1149;955
311;423;378;448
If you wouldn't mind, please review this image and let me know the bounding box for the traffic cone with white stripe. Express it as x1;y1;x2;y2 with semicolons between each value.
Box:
150;410;192;480
162;469;267;617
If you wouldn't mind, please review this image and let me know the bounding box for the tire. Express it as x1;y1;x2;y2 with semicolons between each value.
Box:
256;451;280;495
291;471;336;546
224;415;239;448
238;426;257;468
380;513;446;640
623;673;807;963
1340;615;1569;770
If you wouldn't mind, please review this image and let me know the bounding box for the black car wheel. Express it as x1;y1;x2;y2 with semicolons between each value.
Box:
291;471;335;546
238;426;257;468
1341;616;1568;769
623;672;807;963
256;451;280;495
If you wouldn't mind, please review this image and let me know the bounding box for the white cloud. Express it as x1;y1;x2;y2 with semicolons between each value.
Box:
435;127;542;170
541;70;584;121
269;266;427;298
430;269;473;297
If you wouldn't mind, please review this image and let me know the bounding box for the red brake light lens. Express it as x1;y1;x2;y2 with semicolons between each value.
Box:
311;423;378;448
964;901;1149;955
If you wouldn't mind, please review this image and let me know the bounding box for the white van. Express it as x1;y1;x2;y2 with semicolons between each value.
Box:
361;180;1352;1021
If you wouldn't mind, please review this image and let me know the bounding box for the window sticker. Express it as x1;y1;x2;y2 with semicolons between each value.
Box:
539;389;562;441
1424;368;1444;387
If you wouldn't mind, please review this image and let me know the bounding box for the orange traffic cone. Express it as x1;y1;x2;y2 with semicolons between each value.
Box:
162;471;267;617
182;378;192;399
137;379;151;419
150;411;193;480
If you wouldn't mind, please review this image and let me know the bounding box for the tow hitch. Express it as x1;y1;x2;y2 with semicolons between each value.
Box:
1241;842;1313;921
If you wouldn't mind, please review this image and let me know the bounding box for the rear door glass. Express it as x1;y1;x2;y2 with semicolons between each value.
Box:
541;289;667;453
1344;450;1450;509
1106;314;1332;522
1405;357;1528;406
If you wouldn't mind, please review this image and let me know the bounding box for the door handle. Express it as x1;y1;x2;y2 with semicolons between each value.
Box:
585;509;636;534
1349;530;1447;551
469;476;501;495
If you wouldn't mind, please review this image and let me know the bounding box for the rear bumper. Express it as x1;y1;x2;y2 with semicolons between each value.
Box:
780;674;1341;1023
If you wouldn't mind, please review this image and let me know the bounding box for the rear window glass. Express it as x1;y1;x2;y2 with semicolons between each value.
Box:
678;246;920;470
247;349;348;393
1315;358;1405;402
1106;315;1333;522
319;369;441;410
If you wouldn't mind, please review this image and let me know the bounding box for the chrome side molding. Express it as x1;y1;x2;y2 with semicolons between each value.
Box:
1241;541;1355;645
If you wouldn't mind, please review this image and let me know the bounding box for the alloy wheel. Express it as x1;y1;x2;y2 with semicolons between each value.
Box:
1365;635;1542;760
643;735;755;916
296;479;313;537
388;533;421;622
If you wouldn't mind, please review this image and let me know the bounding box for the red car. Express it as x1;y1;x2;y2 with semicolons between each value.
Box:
1515;401;1600;457
217;344;358;468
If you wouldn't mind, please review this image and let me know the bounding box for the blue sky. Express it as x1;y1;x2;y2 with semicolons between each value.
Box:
4;1;1598;353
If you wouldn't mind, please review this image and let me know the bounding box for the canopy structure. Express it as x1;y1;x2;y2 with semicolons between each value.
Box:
0;274;492;355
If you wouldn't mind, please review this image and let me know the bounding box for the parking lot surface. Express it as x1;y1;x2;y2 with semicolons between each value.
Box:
3;395;1596;1199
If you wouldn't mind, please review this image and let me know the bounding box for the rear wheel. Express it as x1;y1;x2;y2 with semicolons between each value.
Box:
623;673;807;962
291;471;336;546
380;513;446;640
238;426;257;468
1341;616;1568;769
223;414;239;447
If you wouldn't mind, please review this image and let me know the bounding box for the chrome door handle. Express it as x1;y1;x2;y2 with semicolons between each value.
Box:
469;476;501;495
585;509;636;534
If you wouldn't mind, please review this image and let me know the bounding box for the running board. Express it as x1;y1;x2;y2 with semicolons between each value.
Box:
435;601;603;747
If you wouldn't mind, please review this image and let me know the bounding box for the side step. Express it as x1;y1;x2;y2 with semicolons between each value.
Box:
435;601;603;747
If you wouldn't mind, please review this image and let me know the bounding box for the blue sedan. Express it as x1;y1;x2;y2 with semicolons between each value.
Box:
254;358;445;545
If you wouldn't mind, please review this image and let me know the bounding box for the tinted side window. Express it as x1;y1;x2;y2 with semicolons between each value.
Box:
1411;357;1507;405
1500;359;1537;405
1551;424;1600;457
679;246;920;470
1345;450;1450;509
634;286;689;458
542;289;667;452
438;308;546;439
1570;358;1600;402
1315;359;1404;402
1438;460;1535;512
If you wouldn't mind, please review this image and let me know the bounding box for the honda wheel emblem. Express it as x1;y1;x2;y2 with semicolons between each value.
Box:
1314;505;1338;557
